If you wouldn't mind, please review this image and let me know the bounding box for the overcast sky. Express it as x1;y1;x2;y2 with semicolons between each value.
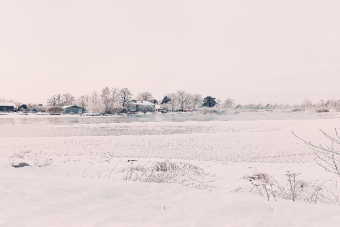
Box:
1;0;339;105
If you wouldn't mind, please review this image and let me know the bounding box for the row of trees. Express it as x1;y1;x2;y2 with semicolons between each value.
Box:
235;99;340;111
160;92;236;111
47;89;158;114
46;94;75;107
59;88;134;114
7;91;340;114
44;88;236;114
295;99;340;110
42;90;340;114
235;103;291;110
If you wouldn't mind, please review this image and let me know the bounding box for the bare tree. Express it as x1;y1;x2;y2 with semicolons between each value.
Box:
89;91;101;113
111;87;121;108
177;90;188;111
101;87;111;114
47;94;63;106
292;129;340;176
325;99;340;111
184;93;194;110
62;94;75;106
192;94;203;111
136;92;154;102
316;99;325;109
215;99;222;108
47;95;58;106
77;95;89;110
55;94;62;106
120;88;132;107
167;93;178;112
256;103;264;110
222;98;235;109
47;94;75;107
300;99;312;109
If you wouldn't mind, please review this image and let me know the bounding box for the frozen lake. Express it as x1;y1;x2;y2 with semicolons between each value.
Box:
0;111;338;138
0;111;337;125
0;111;337;138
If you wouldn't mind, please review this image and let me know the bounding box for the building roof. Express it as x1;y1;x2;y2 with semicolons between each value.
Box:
0;103;15;107
133;101;155;106
62;105;84;109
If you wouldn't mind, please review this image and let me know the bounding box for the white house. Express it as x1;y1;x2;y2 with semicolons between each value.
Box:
128;101;155;112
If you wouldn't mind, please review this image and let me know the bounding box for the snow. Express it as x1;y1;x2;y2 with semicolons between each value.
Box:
133;101;155;105
62;105;78;109
0;103;15;107
1;116;340;226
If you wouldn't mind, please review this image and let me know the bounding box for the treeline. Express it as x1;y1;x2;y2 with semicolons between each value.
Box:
293;99;340;111
44;88;236;114
235;99;340;112
3;93;340;114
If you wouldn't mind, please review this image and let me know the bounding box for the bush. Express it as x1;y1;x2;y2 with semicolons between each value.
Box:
315;109;329;113
119;160;216;190
292;129;340;176
242;171;339;204
197;107;229;115
46;106;64;115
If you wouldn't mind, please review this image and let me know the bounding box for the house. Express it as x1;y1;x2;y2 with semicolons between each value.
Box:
155;105;162;112
0;103;16;112
62;105;84;114
155;104;168;113
128;101;155;113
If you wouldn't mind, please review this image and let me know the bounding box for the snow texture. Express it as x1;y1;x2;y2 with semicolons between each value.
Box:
1;116;340;226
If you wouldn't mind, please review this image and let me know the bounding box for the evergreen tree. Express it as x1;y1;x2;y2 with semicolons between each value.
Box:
161;96;171;104
202;96;216;107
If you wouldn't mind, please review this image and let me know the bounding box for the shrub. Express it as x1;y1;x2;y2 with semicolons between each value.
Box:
315;109;329;113
46;106;64;115
197;107;229;115
119;160;216;190
242;171;339;204
292;129;340;176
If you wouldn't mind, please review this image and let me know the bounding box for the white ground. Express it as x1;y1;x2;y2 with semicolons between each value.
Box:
1;117;340;226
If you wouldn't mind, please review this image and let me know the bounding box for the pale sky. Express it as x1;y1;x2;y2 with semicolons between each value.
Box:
1;0;339;105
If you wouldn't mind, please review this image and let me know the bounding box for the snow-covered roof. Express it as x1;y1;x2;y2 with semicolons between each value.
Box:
0;103;15;107
62;105;83;109
133;101;155;106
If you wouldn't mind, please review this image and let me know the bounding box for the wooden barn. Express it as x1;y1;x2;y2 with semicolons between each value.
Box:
0;103;15;112
62;105;84;114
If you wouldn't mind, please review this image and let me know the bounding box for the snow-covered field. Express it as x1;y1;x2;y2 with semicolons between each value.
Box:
1;116;340;226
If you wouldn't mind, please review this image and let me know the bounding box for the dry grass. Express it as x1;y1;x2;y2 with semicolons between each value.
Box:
119;160;216;190
9;150;53;168
242;171;340;205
